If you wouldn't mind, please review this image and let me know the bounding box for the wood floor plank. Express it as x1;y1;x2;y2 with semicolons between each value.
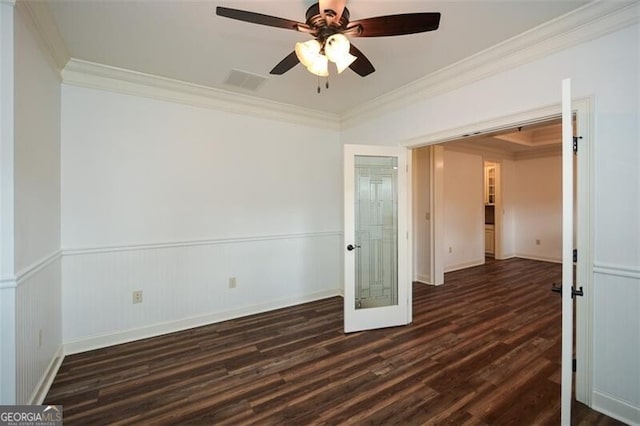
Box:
45;258;624;425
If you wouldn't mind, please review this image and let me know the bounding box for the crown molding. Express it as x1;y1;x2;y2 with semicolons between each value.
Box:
62;59;341;130
15;0;70;71
23;0;637;130
442;139;561;162
513;144;562;161
443;141;516;161
341;1;640;129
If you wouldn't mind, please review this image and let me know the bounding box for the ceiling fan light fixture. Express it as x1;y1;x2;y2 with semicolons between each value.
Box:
324;33;356;74
295;39;322;68
218;4;442;79
334;52;357;74
306;54;329;77
324;33;350;62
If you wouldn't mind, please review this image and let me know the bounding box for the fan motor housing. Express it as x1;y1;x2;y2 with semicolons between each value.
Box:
305;3;350;30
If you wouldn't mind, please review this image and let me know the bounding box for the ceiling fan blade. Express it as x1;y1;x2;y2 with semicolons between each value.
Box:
347;12;441;37
348;44;375;77
216;6;309;32
319;0;346;25
270;51;300;75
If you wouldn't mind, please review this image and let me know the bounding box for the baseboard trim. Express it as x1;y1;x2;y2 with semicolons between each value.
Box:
495;254;517;261
414;274;438;286
426;255;561;275
444;259;485;273
415;280;440;286
514;254;562;264
28;345;64;405
64;289;340;355
592;389;640;425
415;274;430;284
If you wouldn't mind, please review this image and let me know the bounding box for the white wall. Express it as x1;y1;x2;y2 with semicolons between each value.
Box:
443;149;484;272
343;23;640;424
513;155;562;262
429;148;561;263
14;11;61;274
61;85;343;352
0;3;63;405
442;151;560;264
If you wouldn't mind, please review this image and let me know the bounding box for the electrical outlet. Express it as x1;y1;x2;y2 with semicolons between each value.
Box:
38;329;43;348
132;290;143;304
536;239;541;246
229;277;237;289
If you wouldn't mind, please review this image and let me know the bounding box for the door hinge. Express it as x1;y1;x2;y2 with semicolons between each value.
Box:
573;249;577;263
572;286;584;298
572;358;577;372
573;136;582;154
551;284;584;298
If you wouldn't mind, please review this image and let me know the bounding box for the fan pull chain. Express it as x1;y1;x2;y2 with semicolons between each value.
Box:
316;76;330;94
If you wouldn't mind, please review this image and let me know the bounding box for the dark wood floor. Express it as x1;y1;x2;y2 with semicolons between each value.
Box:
46;258;624;425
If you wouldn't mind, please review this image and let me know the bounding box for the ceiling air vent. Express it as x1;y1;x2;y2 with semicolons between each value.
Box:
223;69;267;92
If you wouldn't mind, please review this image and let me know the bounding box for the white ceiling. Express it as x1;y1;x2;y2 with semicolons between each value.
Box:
46;0;590;114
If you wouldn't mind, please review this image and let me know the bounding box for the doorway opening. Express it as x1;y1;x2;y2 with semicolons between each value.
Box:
412;118;566;282
483;160;497;260
407;99;592;408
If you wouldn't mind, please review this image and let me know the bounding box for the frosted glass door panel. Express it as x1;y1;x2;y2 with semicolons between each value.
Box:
354;156;398;310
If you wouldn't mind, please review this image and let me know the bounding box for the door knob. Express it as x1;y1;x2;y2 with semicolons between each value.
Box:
347;244;361;251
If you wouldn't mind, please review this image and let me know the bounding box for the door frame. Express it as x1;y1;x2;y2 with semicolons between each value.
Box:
402;98;594;405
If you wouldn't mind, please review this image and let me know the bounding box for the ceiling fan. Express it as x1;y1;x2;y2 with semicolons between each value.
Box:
216;0;441;79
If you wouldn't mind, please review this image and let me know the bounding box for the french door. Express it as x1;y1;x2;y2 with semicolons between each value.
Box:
560;78;575;425
343;144;411;333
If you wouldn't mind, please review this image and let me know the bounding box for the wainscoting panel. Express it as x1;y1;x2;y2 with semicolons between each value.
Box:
62;232;342;354
15;252;62;404
592;264;640;425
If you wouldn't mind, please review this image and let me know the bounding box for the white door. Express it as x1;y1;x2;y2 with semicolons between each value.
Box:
343;144;410;333
560;78;575;425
